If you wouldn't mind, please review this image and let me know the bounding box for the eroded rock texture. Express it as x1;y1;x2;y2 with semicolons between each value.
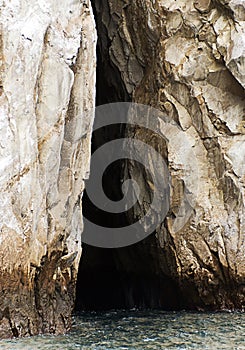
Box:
0;0;96;337
93;0;245;310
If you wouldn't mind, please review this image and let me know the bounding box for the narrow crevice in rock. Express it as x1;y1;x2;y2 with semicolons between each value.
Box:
92;0;131;106
75;0;182;313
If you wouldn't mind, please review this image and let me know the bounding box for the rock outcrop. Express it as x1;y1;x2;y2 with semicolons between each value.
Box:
0;0;96;337
93;0;245;310
0;0;244;339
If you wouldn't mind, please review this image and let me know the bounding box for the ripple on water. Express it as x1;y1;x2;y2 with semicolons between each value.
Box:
0;310;244;349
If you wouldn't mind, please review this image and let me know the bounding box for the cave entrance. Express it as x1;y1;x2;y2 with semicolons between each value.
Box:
75;237;181;311
74;50;181;312
74;0;181;312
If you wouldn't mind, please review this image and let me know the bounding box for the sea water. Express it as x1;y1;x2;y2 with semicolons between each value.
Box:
0;310;244;349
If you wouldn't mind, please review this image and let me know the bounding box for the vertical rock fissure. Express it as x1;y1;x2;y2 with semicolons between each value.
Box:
75;0;182;312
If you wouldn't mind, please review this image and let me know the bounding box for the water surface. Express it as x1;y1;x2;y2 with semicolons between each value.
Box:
0;310;244;349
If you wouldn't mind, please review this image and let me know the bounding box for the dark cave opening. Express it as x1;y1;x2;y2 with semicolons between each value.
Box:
74;0;181;313
75;237;181;311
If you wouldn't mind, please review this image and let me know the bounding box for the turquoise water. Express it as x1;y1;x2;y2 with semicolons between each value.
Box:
0;310;244;349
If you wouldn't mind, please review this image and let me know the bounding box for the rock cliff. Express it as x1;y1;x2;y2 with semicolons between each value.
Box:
93;0;245;310
0;0;244;339
0;0;96;337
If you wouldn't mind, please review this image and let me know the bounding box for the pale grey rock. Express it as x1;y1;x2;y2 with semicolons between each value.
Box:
0;0;244;339
0;0;96;338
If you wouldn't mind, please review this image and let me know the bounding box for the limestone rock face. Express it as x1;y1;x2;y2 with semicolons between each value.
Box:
94;0;245;309
0;0;244;339
0;0;96;337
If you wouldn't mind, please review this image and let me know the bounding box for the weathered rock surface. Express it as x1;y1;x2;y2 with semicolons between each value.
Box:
0;0;96;337
0;0;244;339
93;0;245;310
